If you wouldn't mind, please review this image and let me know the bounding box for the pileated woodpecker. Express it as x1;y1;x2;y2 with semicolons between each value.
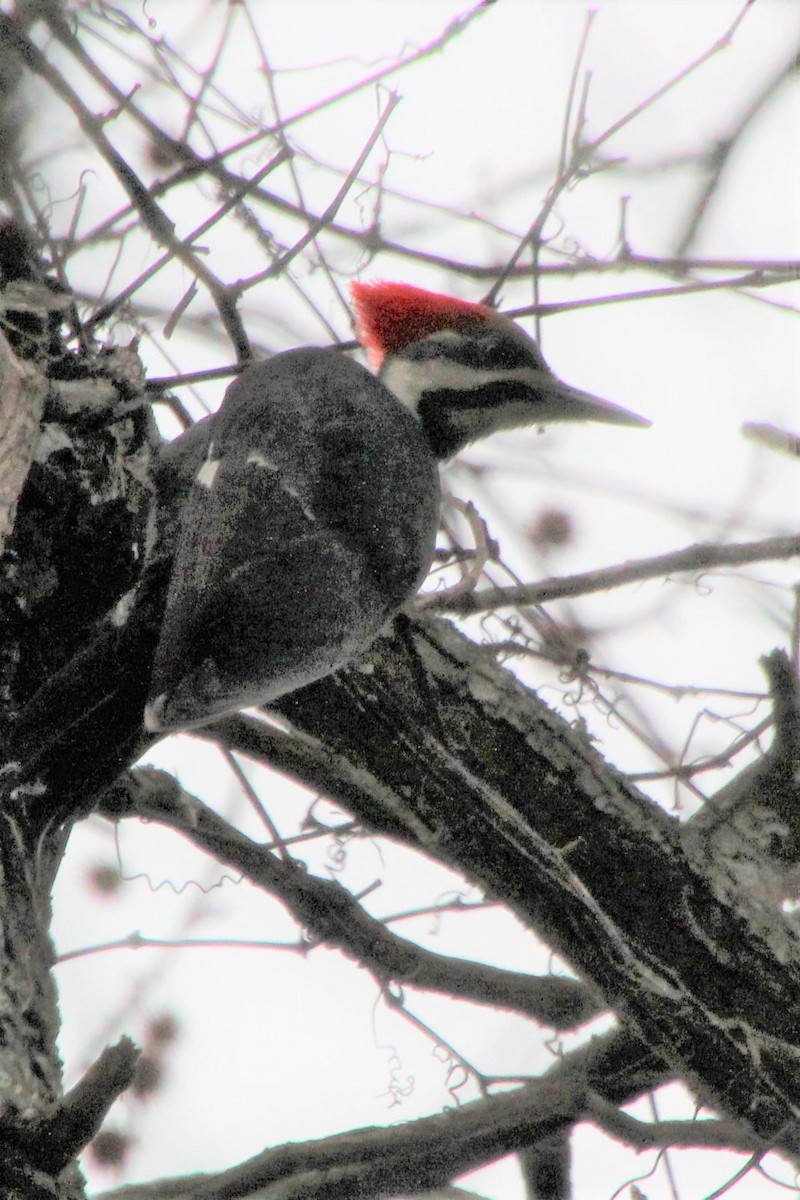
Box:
144;282;648;734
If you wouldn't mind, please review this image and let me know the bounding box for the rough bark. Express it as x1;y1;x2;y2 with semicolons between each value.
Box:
206;619;800;1152
0;238;157;1195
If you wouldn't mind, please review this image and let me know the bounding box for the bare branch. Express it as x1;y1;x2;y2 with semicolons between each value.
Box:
162;1070;586;1200
678;40;800;255
18;1038;140;1172
423;534;800;615
0;13;253;360
100;767;603;1032
683;650;800;906
587;1093;764;1153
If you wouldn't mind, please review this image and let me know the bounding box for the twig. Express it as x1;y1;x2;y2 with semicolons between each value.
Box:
85;151;289;334
99;767;602;1030
678;39;800;255
742;422;800;460
239;93;401;289
587;1093;764;1153
3;1038;141;1173
0;15;253;360
424;534;800;615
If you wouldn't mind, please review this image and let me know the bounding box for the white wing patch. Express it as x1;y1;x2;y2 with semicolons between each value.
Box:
111;586;137;627
282;478;316;523
143;693;168;732
196;457;221;489
246;451;277;470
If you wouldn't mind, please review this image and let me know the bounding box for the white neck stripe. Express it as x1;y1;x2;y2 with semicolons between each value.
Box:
380;357;551;412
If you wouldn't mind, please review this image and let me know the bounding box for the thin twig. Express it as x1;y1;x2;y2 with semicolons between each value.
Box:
423;534;800;615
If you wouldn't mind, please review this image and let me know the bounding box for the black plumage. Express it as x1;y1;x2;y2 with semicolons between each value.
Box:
145;348;440;732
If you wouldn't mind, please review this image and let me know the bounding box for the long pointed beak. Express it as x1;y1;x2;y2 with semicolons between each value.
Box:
547;378;651;428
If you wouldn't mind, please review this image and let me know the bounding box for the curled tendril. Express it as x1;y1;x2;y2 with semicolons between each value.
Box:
444;1060;469;1106
114;825;242;894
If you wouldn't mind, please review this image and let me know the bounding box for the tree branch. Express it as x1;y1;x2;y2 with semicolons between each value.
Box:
682;648;800;905
587;1093;764;1153
261;616;800;1154
422;534;800;615
94;1067;587;1200
1;1038;140;1173
100;767;603;1032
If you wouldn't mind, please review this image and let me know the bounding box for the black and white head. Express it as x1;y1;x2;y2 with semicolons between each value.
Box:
351;281;649;459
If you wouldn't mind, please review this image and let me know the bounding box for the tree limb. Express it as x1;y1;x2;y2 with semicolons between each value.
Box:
422;535;800;615
93;1067;587;1200
101;766;603;1031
